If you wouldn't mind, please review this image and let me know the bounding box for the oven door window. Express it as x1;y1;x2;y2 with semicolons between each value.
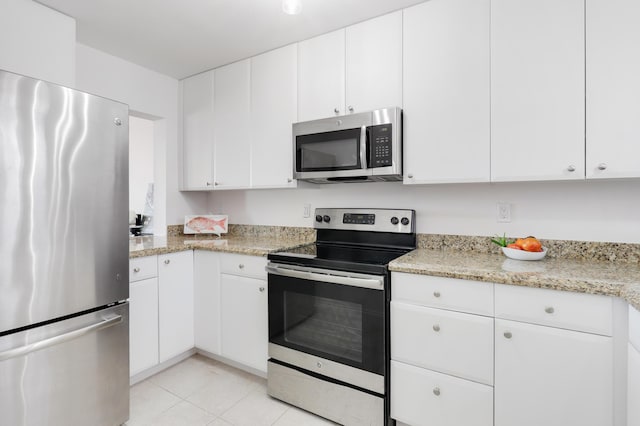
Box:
296;128;362;172
269;274;384;375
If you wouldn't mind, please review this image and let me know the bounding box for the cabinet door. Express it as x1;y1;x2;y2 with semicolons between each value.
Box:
495;319;613;426
629;343;640;426
391;361;493;426
586;0;640;179
213;59;251;189
250;44;297;188
346;11;402;114
491;0;585;181
297;29;345;121
158;251;194;362
181;71;214;190
220;274;268;373
193;251;220;355
403;0;490;184
129;277;159;376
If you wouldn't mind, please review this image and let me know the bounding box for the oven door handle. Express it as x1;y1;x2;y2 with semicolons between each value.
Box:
359;125;368;170
266;264;384;290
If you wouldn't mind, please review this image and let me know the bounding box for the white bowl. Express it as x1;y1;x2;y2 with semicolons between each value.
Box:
501;246;547;261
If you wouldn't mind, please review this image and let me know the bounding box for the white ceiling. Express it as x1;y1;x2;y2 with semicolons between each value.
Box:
35;0;427;80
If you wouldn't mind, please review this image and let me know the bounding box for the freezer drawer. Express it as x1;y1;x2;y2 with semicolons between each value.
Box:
0;303;129;426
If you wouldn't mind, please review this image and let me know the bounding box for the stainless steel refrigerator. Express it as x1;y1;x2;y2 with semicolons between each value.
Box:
0;69;130;426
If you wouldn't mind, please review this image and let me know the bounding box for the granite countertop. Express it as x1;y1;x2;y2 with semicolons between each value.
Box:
389;248;640;311
129;234;312;258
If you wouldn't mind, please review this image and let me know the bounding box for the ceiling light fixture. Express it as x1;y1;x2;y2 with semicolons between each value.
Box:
282;0;302;15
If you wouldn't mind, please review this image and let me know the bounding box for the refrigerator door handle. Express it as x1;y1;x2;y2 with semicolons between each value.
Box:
0;315;123;362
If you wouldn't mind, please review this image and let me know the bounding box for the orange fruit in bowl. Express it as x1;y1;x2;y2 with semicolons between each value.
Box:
521;237;542;252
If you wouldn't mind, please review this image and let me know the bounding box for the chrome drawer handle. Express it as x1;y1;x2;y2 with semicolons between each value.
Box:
433;387;440;396
504;331;512;339
259;286;265;292
133;267;140;273
239;264;245;269
433;324;440;332
164;259;170;265
545;306;554;314
433;291;441;298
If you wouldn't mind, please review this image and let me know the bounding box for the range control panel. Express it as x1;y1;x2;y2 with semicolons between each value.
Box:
369;124;393;168
314;208;415;233
343;213;375;225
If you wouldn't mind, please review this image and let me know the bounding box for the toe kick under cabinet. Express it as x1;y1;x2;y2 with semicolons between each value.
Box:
391;272;616;426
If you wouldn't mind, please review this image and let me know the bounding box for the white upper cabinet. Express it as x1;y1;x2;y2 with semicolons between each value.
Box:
298;11;402;122
250;44;297;188
403;0;490;184
491;0;585;182
586;0;640;179
213;59;251;189
346;11;402;114
181;71;214;190
297;29;346;122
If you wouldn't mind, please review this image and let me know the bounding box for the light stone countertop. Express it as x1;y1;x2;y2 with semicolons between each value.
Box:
389;248;640;311
129;234;312;258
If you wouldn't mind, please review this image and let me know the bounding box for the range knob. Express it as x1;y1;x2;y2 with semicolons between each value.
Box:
401;217;410;226
323;215;331;223
315;215;323;223
390;217;399;225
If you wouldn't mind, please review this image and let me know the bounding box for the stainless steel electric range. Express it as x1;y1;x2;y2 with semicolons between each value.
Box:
266;208;416;426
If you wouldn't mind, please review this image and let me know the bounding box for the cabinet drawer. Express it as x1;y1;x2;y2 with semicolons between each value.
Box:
391;302;494;385
495;285;613;336
630;305;640;351
391;360;493;426
129;256;157;282
219;253;267;279
392;272;494;316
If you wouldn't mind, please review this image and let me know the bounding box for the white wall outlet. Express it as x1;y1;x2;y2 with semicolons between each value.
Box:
497;202;511;223
303;203;311;218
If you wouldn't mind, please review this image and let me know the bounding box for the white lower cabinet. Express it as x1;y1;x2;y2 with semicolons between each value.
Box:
129;277;159;376
193;251;268;374
220;273;268;373
158;251;194;363
494;319;613;426
194;250;221;355
391;273;494;426
391;361;493;426
629;342;640;426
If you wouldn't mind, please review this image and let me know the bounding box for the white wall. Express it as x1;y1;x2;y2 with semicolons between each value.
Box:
0;0;75;87
207;179;640;243
75;43;208;235
129;116;155;214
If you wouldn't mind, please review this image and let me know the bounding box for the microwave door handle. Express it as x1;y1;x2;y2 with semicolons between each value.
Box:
359;125;368;170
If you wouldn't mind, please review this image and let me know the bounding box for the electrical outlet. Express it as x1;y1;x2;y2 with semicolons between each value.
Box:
497;203;511;223
303;203;311;218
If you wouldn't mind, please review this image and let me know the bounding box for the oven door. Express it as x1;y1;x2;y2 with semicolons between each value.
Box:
294;126;368;177
267;263;385;379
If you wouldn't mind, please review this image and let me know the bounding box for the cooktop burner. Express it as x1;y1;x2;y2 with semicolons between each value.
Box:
268;208;416;275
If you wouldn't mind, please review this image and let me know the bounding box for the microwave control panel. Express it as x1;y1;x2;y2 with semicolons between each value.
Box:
369;124;393;168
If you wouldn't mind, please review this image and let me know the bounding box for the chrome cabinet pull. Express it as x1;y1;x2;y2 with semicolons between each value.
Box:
238;264;245;269
433;387;441;396
0;316;122;362
334;108;340;114
407;173;414;179
164;259;170;265
504;331;512;339
433;291;441;298
133;267;140;273
348;106;354;113
545;306;555;314
598;163;607;170
259;286;265;292
567;165;576;172
433;324;440;332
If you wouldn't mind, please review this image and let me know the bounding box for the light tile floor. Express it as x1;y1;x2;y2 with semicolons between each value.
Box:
125;354;337;426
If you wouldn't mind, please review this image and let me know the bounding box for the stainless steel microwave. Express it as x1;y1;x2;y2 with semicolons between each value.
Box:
293;107;402;183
